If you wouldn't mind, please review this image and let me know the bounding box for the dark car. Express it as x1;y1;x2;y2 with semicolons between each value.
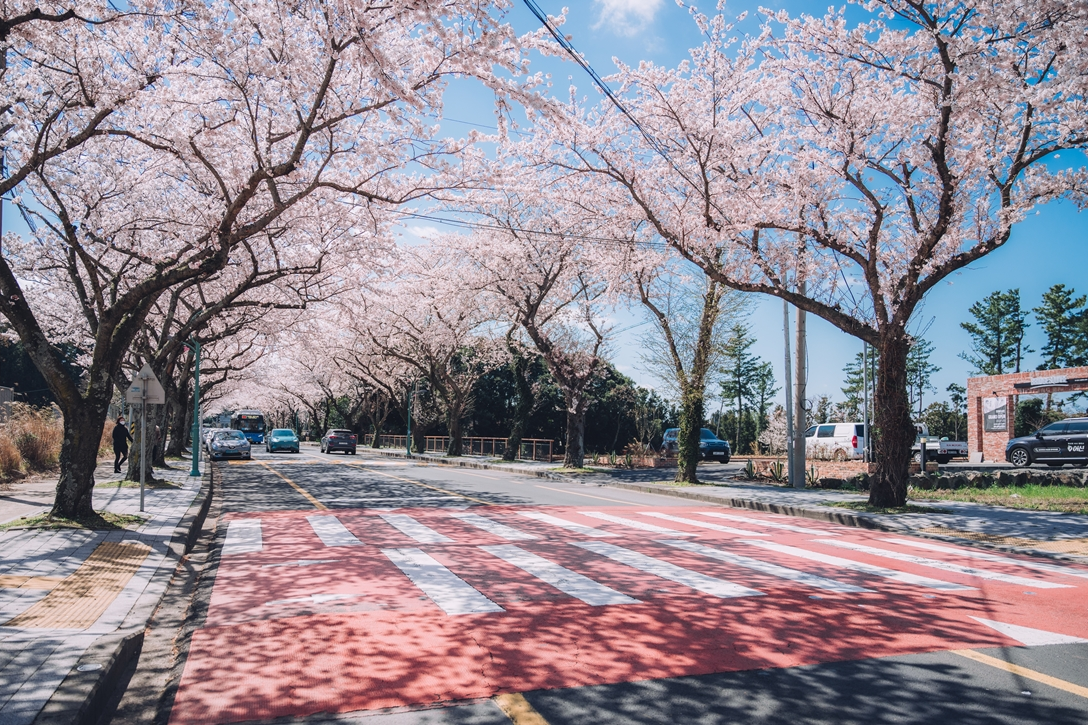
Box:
266;428;300;454
321;428;357;455
661;427;731;463
1005;417;1088;468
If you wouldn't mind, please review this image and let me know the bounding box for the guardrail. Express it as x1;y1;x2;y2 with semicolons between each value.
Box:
362;434;553;461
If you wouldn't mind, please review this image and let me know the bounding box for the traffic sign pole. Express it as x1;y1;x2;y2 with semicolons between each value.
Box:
140;370;147;512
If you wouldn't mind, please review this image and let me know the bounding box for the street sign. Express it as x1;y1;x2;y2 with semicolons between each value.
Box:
125;363;166;404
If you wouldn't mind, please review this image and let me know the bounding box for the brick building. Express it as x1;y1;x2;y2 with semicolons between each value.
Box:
966;366;1088;462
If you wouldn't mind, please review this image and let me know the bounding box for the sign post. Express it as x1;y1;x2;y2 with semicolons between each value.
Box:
185;340;201;477
126;364;165;512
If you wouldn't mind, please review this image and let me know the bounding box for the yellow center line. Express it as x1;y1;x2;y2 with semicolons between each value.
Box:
341;462;494;506
493;693;550;725
533;485;638;505
256;461;327;510
950;649;1088;699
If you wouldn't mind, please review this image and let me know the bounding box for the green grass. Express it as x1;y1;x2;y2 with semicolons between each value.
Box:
829;501;952;515
0;510;148;531
912;484;1088;514
100;478;180;489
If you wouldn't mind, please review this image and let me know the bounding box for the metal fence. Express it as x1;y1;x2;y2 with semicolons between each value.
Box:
363;434;553;461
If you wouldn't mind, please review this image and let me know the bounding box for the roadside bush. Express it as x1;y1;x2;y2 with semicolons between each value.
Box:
101;420;116;457
7;404;62;471
0;435;22;479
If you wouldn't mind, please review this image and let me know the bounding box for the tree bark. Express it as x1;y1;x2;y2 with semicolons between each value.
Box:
563;392;587;468
446;398;464;456
125;406;161;484
676;390;704;483
503;347;534;462
869;332;914;508
51;401;109;519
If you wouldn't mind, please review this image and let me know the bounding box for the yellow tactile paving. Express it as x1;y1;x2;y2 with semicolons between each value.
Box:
4;541;151;628
0;575;64;590
921;527;1088;556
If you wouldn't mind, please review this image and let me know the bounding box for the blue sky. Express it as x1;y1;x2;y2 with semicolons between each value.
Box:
411;0;1088;415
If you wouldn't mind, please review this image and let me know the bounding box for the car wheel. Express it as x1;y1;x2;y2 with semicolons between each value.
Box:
350;449;357;455
1008;447;1031;467
936;455;951;465
832;449;847;462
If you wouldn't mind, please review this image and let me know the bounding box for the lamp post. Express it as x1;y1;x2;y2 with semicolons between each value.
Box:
184;339;201;477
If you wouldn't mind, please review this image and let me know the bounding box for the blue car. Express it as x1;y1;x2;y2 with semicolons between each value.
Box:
660;428;731;462
265;428;300;454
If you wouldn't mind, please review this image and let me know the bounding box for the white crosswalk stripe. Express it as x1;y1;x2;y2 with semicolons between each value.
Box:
641;512;771;536
815;539;1073;589
451;513;538;541
582;512;697;536
518;512;616;537
222;519;263;555
659;540;871;593
700;512;840;535
306;515;363;547
740;540;973;591
382;547;503;615
481;545;638;605
574;541;763;599
378;514;452;544
881;538;1088;581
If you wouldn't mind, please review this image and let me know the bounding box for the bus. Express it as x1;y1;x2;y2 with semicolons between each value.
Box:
230;409;266;444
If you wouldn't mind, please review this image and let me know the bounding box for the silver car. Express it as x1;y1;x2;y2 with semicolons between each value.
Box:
209;430;251;461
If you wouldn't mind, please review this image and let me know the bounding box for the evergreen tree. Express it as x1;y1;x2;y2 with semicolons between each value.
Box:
720;322;760;452
906;338;941;419
946;383;967;441
1033;284;1087;370
750;360;778;451
840;350;877;422
959;289;1032;375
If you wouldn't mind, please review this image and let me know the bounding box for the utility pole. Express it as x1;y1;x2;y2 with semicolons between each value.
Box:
186;339;201;477
862;342;870;463
406;384;414;456
782;300;794;487
792;283;807;489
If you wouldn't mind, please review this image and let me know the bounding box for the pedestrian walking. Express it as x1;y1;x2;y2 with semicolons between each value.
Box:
113;416;133;473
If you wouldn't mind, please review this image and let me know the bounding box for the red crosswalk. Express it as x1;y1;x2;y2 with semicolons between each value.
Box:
170;506;1088;724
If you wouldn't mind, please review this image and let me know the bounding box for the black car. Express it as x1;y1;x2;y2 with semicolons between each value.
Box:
1005;417;1088;468
660;427;731;462
321;428;357;455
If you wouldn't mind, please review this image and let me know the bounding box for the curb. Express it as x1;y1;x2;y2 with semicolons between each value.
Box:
33;464;215;725
367;448;576;482
605;481;1088;566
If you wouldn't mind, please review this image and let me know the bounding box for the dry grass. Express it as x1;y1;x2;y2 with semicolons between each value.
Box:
0;403;64;482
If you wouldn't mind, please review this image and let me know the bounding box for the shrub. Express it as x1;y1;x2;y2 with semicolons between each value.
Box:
0;434;22;479
7;404;63;471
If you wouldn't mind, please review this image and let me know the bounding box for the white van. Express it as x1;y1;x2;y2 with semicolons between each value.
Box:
804;422;867;460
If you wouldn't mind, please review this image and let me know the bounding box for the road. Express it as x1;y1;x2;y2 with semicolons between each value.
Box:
123;447;1088;725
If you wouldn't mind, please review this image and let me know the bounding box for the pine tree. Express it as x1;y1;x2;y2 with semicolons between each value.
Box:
1033;284;1087;370
720;322;760;452
946;383;966;441
959;289;1032;375
840;350;877;422
906;338;941;418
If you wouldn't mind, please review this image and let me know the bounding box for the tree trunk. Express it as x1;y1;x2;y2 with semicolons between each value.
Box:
371;411;388;448
411;422;426;454
151;402;170;467
446;399;464;457
675;388;704;484
563;395;587;469
165;393;192;457
125;406;161;484
51;402;109;519
869;331;914;508
503;349;534;462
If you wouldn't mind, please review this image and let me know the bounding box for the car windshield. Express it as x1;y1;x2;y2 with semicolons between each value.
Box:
271;429;295;437
699;429;718;440
329;430;353;436
216;431;246;440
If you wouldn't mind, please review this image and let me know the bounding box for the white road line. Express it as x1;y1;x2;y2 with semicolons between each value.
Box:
517;512;616;537
815;539;1073;589
882;538;1088;581
740;540;973;591
222;519;263;556
660;540;872;593
378;514;452;544
700;512;840;536
306;515;363;547
452;513;538;541
481;545;638;606
582;512;698;536
641;512;771;536
382;547;503;615
574;541;763;599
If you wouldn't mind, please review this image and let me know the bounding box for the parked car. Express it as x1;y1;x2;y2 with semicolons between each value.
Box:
203;427;229;452
1005;417;1088;468
660;428;731;462
912;423;968;464
266;428;300;454
208;430;251;461
321;429;357;455
804;422;867;460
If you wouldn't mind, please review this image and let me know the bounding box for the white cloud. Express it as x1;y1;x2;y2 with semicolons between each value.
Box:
593;0;664;35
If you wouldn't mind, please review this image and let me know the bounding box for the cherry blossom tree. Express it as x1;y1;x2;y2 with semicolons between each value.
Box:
542;1;1088;506
0;0;539;518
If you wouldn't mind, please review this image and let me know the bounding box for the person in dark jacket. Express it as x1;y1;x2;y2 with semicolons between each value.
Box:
113;416;133;473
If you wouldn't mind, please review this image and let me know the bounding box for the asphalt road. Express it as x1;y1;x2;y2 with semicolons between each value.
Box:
118;447;1088;725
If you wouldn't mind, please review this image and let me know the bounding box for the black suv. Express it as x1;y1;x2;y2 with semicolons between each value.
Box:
1005;417;1088;468
321;429;357;455
661;428;731;463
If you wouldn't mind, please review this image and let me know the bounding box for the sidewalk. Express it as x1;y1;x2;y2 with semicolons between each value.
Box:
0;459;209;725
366;448;1088;563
